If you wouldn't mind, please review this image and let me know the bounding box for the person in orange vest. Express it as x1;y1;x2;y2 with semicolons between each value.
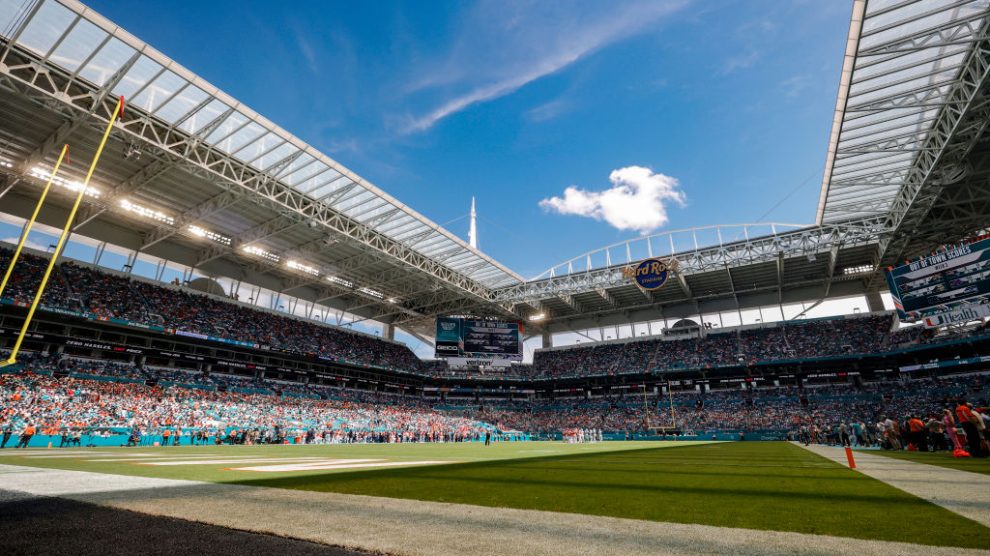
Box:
906;416;926;452
15;423;36;449
162;428;171;447
956;401;986;457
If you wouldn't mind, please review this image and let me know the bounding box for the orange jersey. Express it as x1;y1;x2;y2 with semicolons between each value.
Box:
956;405;975;424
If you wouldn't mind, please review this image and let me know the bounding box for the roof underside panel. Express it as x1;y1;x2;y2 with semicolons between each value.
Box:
0;0;522;290
818;0;989;224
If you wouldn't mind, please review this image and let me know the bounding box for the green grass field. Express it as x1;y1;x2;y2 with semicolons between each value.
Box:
869;448;990;476
2;441;988;548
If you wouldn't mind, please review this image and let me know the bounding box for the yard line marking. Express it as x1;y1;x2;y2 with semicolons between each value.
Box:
21;454;121;459
85;455;334;462
140;457;376;466
232;460;455;472
33;453;262;461
7;451;115;456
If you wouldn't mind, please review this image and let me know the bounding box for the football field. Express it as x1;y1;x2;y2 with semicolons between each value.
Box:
0;439;688;482
2;440;989;553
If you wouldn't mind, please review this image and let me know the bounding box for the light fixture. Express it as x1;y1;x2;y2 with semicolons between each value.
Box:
842;264;874;275
188;225;232;246
528;313;545;321
327;275;353;288
287;260;319;276
119;199;174;225
359;287;384;299
30;165;101;198
242;245;280;263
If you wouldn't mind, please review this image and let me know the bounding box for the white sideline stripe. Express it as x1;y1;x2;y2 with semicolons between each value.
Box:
796;443;990;528
88;455;337;463
23;455;126;459
142;458;379;467
232;460;454;472
6;451;117;456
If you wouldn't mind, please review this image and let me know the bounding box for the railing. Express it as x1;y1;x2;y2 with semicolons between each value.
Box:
534;223;807;279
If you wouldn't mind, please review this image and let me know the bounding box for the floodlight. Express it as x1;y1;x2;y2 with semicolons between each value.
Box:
188;225;232;246
119;199;174;225
242;245;280;263
30;165;101;198
287;260;319;276
327;275;353;288
842;264;874;275
359;287;384;299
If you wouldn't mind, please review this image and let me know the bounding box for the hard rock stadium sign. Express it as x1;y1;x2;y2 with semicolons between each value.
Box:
621;258;677;291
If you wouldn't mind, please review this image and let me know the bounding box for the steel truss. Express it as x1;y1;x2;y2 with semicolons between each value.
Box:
493;217;888;305
0;32;505;315
818;0;990;225
879;30;990;267
1;0;988;335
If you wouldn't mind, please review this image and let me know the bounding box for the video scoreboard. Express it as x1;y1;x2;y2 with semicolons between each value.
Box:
886;236;990;323
434;317;521;359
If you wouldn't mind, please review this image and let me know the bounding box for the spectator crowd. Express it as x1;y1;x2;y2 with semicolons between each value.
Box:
0;365;496;448
449;373;990;456
3;350;986;457
530;315;944;379
0;248;421;370
2;246;989;455
3;247;987;381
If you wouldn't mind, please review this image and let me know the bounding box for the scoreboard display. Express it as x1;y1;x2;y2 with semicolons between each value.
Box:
886;236;990;321
434;317;521;359
462;320;520;355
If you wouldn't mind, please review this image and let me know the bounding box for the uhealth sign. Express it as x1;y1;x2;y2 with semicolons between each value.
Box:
622;258;672;290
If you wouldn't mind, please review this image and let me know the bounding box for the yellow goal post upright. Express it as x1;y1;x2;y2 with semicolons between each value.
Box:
667;378;677;429
647;378;679;435
2;96;125;368
0;144;70;299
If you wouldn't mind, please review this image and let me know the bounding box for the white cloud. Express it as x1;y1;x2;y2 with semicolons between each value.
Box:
526;97;573;122
539;166;685;234
399;0;688;134
721;49;760;74
403;68;556;133
288;23;320;75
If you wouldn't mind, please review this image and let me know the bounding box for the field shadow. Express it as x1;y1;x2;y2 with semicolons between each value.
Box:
206;440;742;485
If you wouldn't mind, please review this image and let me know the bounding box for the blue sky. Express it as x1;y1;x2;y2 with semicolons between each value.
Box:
84;0;852;279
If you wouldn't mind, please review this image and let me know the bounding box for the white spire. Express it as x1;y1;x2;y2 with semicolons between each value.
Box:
469;196;478;249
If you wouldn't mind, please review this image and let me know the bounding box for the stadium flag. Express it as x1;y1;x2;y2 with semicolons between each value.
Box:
0;144;70;299
2;97;124;367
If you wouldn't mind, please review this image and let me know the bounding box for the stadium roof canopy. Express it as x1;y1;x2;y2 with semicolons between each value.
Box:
0;0;522;335
817;0;990;224
0;0;989;340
